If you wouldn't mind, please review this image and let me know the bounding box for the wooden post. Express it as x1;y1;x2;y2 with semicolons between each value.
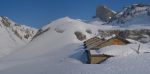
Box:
137;44;140;54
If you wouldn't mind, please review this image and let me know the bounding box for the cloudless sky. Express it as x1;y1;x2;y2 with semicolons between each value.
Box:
0;0;149;28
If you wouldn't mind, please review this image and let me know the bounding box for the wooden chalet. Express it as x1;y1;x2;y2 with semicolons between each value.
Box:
90;36;130;50
84;36;130;64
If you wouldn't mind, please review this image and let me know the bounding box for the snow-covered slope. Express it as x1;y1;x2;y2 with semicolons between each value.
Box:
0;16;37;57
33;17;114;41
0;17;150;74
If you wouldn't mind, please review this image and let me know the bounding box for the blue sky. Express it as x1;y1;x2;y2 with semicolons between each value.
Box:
0;0;149;28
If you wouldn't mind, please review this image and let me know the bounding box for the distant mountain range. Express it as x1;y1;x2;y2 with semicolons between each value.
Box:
94;4;150;27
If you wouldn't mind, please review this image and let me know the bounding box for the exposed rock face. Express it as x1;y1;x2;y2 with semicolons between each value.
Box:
95;5;116;22
1;17;11;27
0;16;38;57
32;27;50;40
98;29;150;43
74;31;86;41
0;16;38;41
86;29;92;34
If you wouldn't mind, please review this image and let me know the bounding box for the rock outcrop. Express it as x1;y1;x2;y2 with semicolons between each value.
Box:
98;29;150;43
74;31;86;41
94;5;116;22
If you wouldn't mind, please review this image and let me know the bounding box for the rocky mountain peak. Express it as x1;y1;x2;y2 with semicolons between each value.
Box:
93;5;116;22
111;4;150;24
0;16;38;41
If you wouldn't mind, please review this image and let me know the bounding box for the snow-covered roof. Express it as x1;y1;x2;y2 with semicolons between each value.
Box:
90;50;100;55
89;43;150;57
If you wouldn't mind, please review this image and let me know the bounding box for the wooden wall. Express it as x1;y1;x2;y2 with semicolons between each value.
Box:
95;38;128;49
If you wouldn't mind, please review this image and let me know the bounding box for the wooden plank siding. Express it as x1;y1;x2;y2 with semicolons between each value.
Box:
89;55;111;64
87;51;113;64
94;37;130;49
84;37;100;44
83;37;107;49
94;39;125;49
84;38;101;47
86;40;105;50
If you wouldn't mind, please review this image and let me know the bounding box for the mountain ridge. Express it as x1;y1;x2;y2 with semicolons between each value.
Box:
0;16;37;57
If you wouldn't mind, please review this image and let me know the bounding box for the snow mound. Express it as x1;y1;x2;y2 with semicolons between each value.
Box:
38;17;115;41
